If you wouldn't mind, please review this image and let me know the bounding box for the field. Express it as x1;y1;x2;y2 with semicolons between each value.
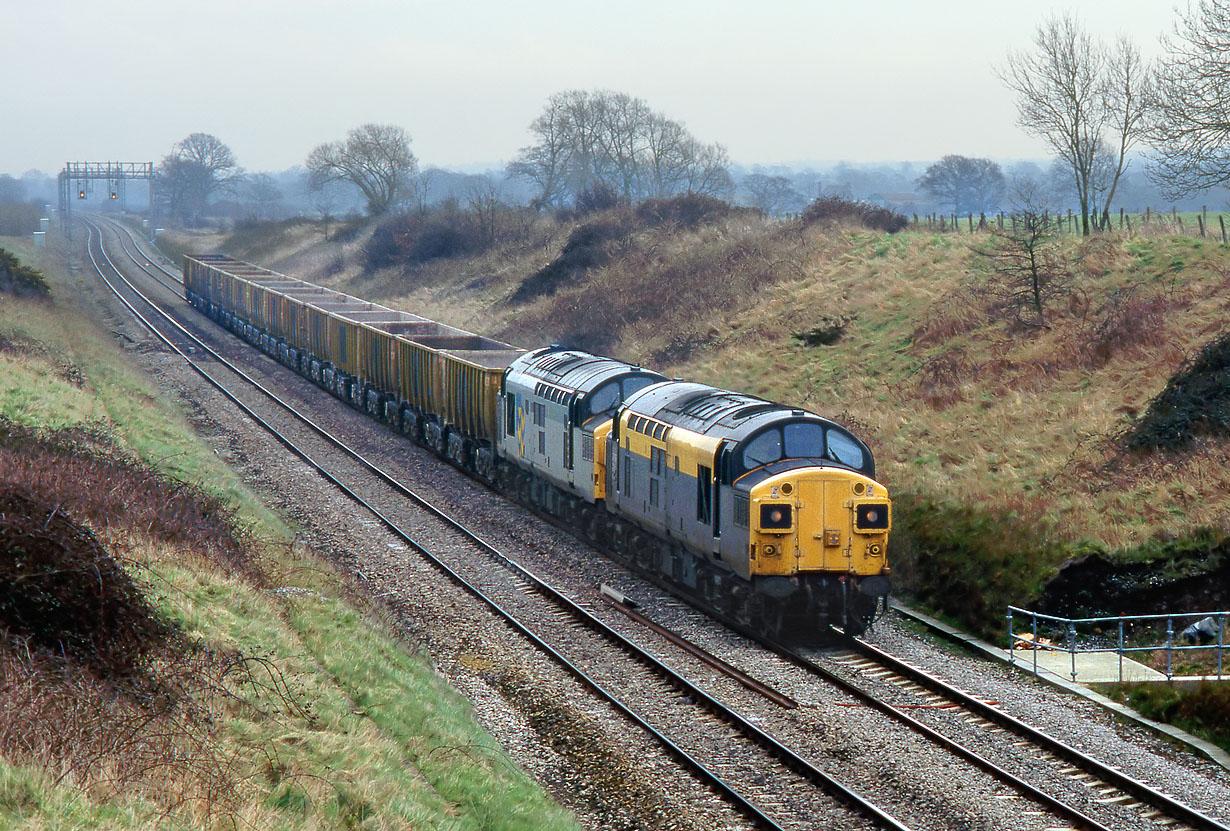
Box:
0;236;580;831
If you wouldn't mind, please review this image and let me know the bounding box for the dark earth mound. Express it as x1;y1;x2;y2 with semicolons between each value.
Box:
1034;530;1230;618
1126;330;1230;451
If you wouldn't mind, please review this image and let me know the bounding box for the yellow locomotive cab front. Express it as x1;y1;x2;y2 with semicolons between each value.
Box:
748;471;890;579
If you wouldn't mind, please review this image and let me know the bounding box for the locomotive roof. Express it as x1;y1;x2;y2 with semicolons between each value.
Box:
624;381;838;440
510;347;664;395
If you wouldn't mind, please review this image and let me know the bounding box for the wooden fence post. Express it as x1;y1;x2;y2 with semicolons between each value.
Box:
1145;207;1151;224
1119;207;1124;230
1199;215;1206;237
1126;214;1132;233
1221;215;1227;244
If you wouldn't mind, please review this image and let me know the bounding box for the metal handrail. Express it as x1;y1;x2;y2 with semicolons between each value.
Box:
1006;606;1227;682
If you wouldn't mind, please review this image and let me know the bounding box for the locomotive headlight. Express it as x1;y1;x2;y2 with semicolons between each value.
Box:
854;502;891;532
759;503;793;531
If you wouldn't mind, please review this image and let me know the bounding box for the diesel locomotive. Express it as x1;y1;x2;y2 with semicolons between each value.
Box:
183;254;892;638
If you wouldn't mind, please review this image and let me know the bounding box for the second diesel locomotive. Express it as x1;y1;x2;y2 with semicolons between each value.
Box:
183;254;892;637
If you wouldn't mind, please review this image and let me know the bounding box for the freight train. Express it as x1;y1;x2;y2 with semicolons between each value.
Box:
183;254;892;638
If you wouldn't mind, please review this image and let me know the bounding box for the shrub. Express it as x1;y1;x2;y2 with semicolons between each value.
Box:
0;418;257;579
888;492;1077;637
801;195;908;233
364;213;488;272
636;194;733;229
508;213;633;304
555;182;625;221
0;247;50;298
1080;287;1170;368
364;213;419;270
0;485;177;678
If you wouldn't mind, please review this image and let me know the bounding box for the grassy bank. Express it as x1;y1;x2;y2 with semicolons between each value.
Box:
0;236;579;830
1102;683;1230;754
163;211;1230;632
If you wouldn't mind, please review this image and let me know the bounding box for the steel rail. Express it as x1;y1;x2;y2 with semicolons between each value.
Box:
842;633;1229;831
97;214;1226;831
601;589;799;710
610;591;1122;831
81;218;912;831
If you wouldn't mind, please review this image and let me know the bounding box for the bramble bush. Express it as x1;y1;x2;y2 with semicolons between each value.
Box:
801;195;909;233
0;247;50;298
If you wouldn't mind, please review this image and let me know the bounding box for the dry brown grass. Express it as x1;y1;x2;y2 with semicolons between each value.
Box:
0;626;299;827
0;418;260;582
0;444;305;828
193;214;1230;556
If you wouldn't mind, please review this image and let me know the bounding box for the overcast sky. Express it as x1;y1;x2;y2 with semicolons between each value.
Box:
3;0;1181;177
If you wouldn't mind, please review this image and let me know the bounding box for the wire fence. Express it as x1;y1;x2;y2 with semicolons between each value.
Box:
911;207;1230;242
1006;606;1228;683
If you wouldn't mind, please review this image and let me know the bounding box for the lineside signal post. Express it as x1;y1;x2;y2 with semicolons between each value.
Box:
57;161;152;239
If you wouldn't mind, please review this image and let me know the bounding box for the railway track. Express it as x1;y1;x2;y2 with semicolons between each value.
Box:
810;634;1230;831
82;217;906;830
80;217;1230;831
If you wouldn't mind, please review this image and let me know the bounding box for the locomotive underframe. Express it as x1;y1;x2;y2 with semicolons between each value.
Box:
190;290;881;639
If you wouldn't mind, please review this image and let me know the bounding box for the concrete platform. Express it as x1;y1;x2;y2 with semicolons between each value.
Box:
1006;645;1168;683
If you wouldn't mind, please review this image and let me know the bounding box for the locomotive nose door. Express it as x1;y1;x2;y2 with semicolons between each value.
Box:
795;478;823;572
795;478;847;573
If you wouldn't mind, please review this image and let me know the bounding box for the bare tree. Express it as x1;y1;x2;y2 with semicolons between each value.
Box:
974;182;1071;328
1001;15;1145;235
245;173;282;220
506;103;573;209
465;177;505;246
508;89;731;206
306;124;417;216
681;140;734;200
740;173;805;216
155;132;242;225
1147;0;1230;197
916;155;1006;215
1099;37;1148;224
